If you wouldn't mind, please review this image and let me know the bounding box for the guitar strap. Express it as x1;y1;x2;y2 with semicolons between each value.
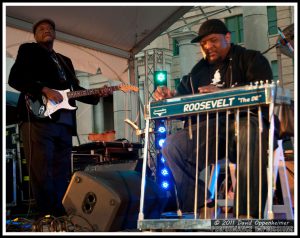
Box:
51;53;77;125
55;53;80;88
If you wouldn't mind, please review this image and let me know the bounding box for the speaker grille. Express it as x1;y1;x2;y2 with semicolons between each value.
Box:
62;170;168;231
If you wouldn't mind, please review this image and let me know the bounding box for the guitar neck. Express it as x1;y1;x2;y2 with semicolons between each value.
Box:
67;85;120;99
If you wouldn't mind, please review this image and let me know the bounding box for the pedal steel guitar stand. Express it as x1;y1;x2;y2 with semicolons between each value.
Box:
138;81;291;231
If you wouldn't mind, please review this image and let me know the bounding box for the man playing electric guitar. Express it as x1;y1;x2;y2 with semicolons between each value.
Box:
8;18;103;219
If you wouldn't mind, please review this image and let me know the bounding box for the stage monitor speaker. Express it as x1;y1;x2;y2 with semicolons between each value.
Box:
84;160;139;173
62;170;168;231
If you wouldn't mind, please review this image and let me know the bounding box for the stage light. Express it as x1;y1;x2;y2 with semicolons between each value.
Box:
153;104;172;192
161;168;169;176
155;120;166;149
156;153;173;191
154;70;167;88
158;126;166;133
158;138;165;148
161;181;170;190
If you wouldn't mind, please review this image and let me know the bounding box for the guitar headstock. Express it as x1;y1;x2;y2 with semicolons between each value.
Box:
119;84;139;93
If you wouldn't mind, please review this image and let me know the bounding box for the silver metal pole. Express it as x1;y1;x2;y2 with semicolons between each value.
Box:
204;112;209;219
138;117;150;221
194;113;200;219
247;107;250;218
236;108;240;218
267;100;275;219
225;110;229;219
258;105;263;219
215;112;219;219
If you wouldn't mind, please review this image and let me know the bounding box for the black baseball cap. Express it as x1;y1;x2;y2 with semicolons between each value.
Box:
191;19;230;43
33;18;56;34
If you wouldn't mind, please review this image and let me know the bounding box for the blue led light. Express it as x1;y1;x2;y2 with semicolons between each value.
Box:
161;181;169;189
209;164;220;200
161;168;169;176
158;138;165;148
158;126;166;133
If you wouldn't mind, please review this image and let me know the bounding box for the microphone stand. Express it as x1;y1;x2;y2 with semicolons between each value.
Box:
262;27;294;57
261;42;280;55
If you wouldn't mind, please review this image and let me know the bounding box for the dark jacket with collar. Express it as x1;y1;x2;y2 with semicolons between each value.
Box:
175;44;273;125
176;44;273;95
8;42;99;135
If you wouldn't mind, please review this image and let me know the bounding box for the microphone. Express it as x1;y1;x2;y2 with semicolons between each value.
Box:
124;118;139;130
277;27;294;53
124;118;153;136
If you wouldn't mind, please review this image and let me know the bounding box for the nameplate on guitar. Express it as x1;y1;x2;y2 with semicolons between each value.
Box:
149;84;290;119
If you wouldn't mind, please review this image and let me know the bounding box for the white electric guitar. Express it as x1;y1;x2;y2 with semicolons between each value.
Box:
27;84;138;118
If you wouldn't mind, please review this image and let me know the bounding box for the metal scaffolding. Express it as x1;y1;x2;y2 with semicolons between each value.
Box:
136;48;167;178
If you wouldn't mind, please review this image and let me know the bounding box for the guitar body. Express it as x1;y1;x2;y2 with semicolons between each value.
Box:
27;89;77;119
27;96;48;118
44;89;77;118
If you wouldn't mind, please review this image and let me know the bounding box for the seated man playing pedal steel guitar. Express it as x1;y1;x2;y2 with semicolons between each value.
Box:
153;19;275;218
8;18;100;218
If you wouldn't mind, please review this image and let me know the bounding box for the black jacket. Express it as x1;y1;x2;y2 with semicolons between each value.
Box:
175;44;273;124
8;43;99;135
176;44;273;95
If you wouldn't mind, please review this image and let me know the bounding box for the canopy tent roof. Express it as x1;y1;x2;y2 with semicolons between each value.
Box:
6;5;193;75
5;4;193;108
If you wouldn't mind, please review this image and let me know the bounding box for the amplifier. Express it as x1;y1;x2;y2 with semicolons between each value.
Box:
71;141;143;173
84;160;140;173
71;154;101;173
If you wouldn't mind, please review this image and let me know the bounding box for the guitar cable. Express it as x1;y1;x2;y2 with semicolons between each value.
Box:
24;95;35;219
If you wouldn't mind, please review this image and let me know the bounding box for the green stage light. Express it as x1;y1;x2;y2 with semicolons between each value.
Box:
154;70;167;88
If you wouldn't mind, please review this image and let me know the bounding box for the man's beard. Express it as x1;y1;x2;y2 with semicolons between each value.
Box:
207;55;222;64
